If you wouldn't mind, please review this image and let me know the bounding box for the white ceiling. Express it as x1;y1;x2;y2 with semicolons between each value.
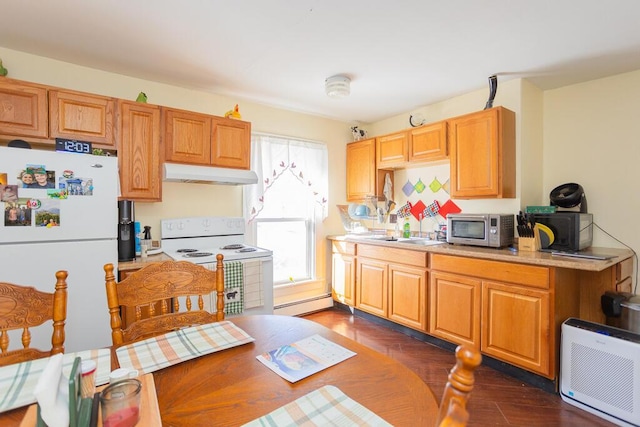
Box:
1;0;640;123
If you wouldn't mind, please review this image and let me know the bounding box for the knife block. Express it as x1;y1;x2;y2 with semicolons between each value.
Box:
518;226;541;252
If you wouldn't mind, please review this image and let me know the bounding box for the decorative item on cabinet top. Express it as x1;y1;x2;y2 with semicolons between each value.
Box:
224;104;242;119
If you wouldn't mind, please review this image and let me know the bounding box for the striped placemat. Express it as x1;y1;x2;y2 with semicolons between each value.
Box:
242;385;392;427
0;348;110;413
116;321;255;374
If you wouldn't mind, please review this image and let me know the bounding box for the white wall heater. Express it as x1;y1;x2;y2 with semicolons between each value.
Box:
561;318;640;426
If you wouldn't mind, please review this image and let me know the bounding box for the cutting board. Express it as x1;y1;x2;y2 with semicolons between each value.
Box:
20;374;161;426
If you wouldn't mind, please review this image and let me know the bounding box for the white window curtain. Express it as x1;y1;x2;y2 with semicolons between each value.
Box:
244;134;328;246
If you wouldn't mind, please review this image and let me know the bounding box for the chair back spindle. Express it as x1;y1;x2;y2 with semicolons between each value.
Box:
436;345;482;427
0;271;68;366
104;257;226;346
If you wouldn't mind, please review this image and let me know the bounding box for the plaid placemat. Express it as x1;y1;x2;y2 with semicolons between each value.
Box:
242;385;392;427
224;261;244;315
0;348;110;413
116;321;254;375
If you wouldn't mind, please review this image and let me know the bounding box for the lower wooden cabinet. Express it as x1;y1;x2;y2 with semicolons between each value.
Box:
355;244;428;331
389;264;427;331
429;271;480;347
481;280;551;376
332;240;632;381
331;241;356;306
356;258;388;317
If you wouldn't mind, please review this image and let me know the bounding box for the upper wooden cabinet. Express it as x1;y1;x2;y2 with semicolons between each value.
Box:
409;120;447;163
211;116;251;169
346;138;394;202
163;108;211;165
49;90;115;147
448;106;515;198
346;138;376;201
0;78;48;138
376;131;407;168
163;108;251;169
118;100;161;201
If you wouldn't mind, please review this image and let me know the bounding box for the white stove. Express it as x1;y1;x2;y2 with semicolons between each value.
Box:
161;216;273;315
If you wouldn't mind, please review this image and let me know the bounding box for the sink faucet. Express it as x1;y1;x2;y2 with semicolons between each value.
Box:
418;213;423;238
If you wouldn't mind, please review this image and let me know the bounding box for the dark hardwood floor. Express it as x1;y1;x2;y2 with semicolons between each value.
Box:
303;307;615;427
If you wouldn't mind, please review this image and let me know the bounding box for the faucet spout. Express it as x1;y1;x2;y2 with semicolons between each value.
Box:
419;213;423;238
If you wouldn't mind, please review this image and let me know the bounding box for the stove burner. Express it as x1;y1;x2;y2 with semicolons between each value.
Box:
236;247;257;253
221;244;244;250
177;249;198;253
184;252;214;258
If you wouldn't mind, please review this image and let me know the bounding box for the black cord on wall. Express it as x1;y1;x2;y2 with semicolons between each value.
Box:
592;221;638;294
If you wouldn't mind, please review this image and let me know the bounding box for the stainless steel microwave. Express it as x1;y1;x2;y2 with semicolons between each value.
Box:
447;213;514;248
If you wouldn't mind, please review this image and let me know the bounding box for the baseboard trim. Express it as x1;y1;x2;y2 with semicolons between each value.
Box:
274;295;334;316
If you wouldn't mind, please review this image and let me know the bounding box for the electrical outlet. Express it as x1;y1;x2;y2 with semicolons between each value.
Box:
390;214;397;224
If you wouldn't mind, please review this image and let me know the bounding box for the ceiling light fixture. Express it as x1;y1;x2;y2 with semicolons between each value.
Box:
325;75;351;98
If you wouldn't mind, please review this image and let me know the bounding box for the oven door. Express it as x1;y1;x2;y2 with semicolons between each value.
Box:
202;257;274;316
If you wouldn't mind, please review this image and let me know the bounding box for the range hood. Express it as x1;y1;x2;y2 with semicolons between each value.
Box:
163;163;258;185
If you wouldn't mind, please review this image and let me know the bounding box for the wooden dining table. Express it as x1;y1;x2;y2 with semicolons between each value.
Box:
0;315;439;426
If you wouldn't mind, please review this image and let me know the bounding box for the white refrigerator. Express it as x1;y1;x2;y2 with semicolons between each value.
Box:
0;146;118;352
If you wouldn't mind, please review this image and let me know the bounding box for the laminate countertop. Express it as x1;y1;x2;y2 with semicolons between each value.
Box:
328;235;633;272
118;253;174;272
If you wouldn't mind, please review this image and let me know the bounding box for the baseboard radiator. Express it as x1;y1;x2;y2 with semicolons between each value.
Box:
274;294;333;316
561;318;640;426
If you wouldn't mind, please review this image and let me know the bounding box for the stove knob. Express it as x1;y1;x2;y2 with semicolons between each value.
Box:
177;222;184;230
166;223;173;231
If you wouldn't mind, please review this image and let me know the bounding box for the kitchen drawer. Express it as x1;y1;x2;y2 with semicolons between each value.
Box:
332;240;356;256
616;257;633;282
357;244;428;268
430;253;550;289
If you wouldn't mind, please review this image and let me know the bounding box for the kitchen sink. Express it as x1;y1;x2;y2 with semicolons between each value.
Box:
397;238;446;246
348;235;445;246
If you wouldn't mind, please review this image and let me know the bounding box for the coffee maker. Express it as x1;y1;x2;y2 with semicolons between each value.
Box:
117;200;136;261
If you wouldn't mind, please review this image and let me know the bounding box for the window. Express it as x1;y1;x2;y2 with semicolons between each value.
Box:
244;134;328;290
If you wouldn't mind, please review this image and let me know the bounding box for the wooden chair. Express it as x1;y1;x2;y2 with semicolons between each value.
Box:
436;345;483;427
104;257;225;346
0;271;68;367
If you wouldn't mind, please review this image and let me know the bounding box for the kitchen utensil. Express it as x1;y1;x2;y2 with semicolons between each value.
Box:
535;223;555;247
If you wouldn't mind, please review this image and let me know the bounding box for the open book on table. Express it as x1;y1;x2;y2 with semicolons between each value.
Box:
256;334;356;383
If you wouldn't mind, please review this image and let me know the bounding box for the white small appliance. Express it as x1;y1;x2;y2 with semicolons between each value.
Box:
561;318;640;426
161;216;273;315
0;146;118;352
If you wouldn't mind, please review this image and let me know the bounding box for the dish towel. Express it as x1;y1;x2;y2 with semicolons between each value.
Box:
224;261;244;315
241;385;392;427
116;321;254;375
0;348;110;414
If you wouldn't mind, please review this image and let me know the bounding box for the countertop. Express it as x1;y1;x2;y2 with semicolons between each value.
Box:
329;235;633;272
118;253;173;271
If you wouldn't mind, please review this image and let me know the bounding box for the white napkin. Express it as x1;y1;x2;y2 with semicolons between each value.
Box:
33;353;69;427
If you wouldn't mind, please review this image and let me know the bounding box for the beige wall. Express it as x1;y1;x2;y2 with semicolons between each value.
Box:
544;70;640;258
2;46;637;289
0;46;352;290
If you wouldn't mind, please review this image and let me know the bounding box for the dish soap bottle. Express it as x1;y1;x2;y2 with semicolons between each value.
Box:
403;218;411;238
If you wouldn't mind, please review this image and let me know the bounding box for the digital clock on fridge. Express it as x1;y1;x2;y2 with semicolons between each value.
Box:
55;138;92;154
